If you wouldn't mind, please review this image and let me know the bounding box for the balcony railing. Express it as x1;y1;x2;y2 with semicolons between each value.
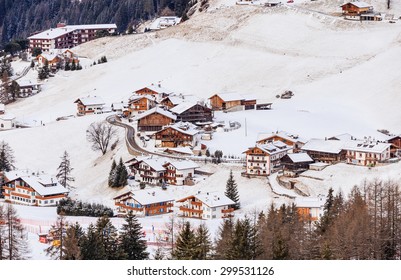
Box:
221;208;234;214
179;206;203;214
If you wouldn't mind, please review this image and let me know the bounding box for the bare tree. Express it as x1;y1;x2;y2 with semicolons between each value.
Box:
4;204;29;260
86;121;117;155
0;205;6;259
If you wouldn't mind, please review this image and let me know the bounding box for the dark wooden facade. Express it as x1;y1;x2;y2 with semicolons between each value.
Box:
135;87;159;96
387;135;401;157
154;127;195;148
281;155;313;171
175;104;213;123
341;3;372;14
137;112;175;132
303;150;346;164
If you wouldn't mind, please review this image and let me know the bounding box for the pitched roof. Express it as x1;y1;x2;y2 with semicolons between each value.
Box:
170;102;198;114
162;95;184;106
286;153;314;163
245;141;291;155
165;160;199;170
301;139;345;154
136;84;173;95
257;130;307;144
115;189;174;205
129;94;156;103
140;158;167;172
341;1;372;8
133;107;177;121
38;53;59;61
0;114;15;121
210;92;244;102
162;147;194;155
74;96;105;106
343;141;391;153
4;170;69;196
194;191;235;208
328;133;355;141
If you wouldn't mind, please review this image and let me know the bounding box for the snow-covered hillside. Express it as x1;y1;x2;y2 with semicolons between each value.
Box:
2;0;401;258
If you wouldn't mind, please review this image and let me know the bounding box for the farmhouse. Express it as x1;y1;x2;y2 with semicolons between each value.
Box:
257;131;307;152
281;153;314;175
340;2;373;15
243;141;292;176
134;106;176;132
208;93;256;111
343;141;391;166
134;84;173;98
295;195;325;221
36;53;61;69
170;102;213;123
149;17;181;31
163;160;199;186
28;23;117;52
385;134;401;157
301;139;346;164
2;171;69;206
176;191;235;219
113;189;174;217
153;122;199;148
132;158;166;185
127;95;157;115
74;96;105;116
17;80;42;97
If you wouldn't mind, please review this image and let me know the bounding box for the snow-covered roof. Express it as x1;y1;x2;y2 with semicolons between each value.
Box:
74;96;105;106
343;141;391;153
17;80;42;87
328;133;355;141
4;171;69;196
129;94;156;103
149;17;181;30
166;160;199;170
162;147;194;155
384;134;401;141
38;53;59;61
309;162;329;168
0;114;15;121
112;102;128;110
295;196;325;208
140;158;167;172
257;130;307;144
286;153;314;163
301;139;345;154
170;102;198;114
28;24;117;40
195;191;235;208
341;1;372;8
162;95;183;106
133;107;177;121
210;92;244;102
136;84;173;95
250;141;291;155
116;189;174;205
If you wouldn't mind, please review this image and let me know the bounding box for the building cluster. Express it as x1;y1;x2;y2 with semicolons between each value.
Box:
341;1;386;21
242;131;400;178
148;17;182;31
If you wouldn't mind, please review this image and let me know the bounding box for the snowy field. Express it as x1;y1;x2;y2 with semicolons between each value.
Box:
2;0;401;258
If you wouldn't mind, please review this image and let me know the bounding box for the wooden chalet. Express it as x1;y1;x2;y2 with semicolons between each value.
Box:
209;93;256;111
2;171;69;206
257;131;307;153
281;153;314;175
386;135;401;157
134;84;172;98
295;196;325;222
36;53;61;69
343;141;391;166
18;80;42;98
176;191;235;219
153;122;199;148
134;107;176;132
301;139;346;164
74;96;105;116
163;160;199;186
341;1;373;15
114;189;174;217
160;95;184;109
132;158;166;185
243;141;291;176
126;95;156;116
170;102;213;123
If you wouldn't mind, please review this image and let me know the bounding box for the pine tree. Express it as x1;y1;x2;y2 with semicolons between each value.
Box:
0;141;15;172
80;223;105;260
108;159;117;187
214;218;234;259
225;170;240;210
117;157;128;187
172;221;196;260
193;223;212;260
95;216;126;260
56;151;75;190
119;211;149;260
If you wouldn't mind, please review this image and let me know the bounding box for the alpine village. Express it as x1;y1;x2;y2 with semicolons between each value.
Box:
1;0;401;262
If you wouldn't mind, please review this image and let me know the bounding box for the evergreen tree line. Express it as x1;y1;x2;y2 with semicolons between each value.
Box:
0;0;192;46
172;179;401;260
56;198;114;217
46;211;148;260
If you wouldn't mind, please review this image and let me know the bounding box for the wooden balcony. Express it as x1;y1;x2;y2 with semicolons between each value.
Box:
191;201;202;207
221;208;234;214
179;206;203;214
115;202;143;212
36;194;67;200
